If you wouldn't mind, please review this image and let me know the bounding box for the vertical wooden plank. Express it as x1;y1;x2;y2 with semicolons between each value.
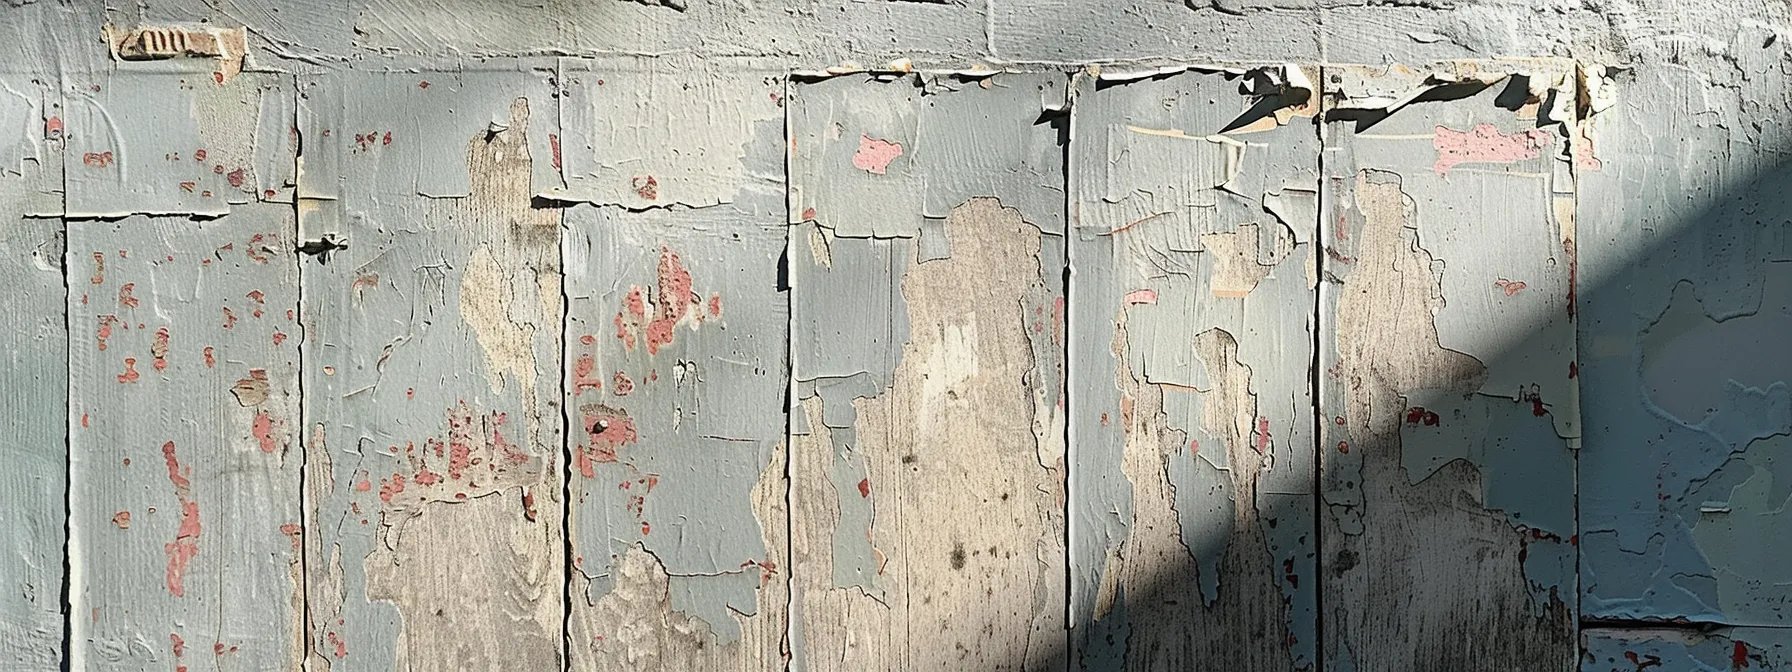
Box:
555;57;790;670
0;71;64;670
1317;60;1580;671
298;66;564;671
1576;34;1792;627
66;70;303;671
1066;64;1320;671
787;72;1069;670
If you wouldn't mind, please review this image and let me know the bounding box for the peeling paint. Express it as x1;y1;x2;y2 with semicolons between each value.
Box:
1070;64;1318;670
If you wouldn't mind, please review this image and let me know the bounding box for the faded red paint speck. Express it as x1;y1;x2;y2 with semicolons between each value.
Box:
577;408;638;477
633;175;659;200
378;473;407;503
645;247;695;355
1123;289;1158;305
119;283;139;308
857;478;871;498
151;327;170;371
573;353;603;394
117;357;140;384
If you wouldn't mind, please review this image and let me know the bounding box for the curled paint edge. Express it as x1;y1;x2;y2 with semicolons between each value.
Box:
1327;59;1579;119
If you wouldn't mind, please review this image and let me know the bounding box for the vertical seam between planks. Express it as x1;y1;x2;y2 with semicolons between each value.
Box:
291;73;311;671
556;55;576;672
1061;67;1079;672
1060;67;1076;672
1310;62;1327;672
780;70;797;672
1569;61;1584;663
58;93;75;672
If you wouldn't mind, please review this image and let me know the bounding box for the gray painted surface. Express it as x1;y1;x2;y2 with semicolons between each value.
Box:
0;73;64;669
1068;65;1318;671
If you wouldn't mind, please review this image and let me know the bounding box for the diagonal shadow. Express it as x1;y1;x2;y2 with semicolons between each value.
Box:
1000;64;1792;672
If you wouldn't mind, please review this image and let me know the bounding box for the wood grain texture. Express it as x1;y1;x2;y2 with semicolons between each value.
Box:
1067;65;1320;672
788;72;1068;671
0;70;64;670
298;67;564;671
559;62;790;671
1318;62;1579;672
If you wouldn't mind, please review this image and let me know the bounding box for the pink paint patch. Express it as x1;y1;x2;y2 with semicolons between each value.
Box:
1123;289;1158;305
279;523;302;550
253;411;278;453
1433;124;1553;175
851;135;903;175
1255;417;1271;453
572;353;603;394
164;500;200;597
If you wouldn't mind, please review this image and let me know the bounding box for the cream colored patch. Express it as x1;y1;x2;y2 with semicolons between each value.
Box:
460;245;537;397
918;319;979;418
103;24;248;82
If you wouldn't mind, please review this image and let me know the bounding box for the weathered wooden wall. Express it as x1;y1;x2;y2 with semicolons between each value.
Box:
4;9;1792;671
